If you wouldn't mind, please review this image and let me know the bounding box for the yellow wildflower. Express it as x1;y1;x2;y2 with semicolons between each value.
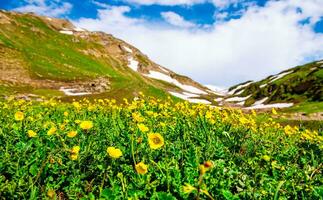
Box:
80;121;93;130
47;189;56;199
148;133;164;149
67;131;77;138
107;147;123;159
262;155;271;162
272;108;278;115
199;164;207;175
27;130;37;138
70;154;78;160
63;111;69;117
135;162;148;174
47;127;57;136
183;183;197;194
14;111;24;121
132;112;145;123
71;146;80;154
137;123;149;132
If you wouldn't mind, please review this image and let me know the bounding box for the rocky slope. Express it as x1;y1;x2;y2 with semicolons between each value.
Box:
219;60;323;110
0;10;219;103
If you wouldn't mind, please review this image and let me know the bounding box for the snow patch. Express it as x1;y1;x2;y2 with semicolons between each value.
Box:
74;27;85;32
146;71;207;94
253;97;269;106
128;57;139;71
269;71;292;83
123;46;133;53
205;85;228;96
215;97;223;102
235;89;244;95
60;87;91;96
169;91;211;104
236;101;245;106
46;17;52;21
59;30;73;35
317;61;323;64
225;95;251;102
260;84;267;88
159;67;169;73
228;82;253;95
245;102;293;110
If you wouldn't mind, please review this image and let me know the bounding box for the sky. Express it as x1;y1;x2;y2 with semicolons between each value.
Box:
1;0;323;87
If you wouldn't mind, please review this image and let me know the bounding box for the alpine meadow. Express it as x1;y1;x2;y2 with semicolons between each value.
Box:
0;1;323;199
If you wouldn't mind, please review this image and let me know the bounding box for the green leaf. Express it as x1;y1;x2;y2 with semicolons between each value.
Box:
29;164;39;176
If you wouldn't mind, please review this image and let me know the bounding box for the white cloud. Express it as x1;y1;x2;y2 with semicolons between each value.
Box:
14;0;72;17
161;11;196;28
75;0;323;87
120;0;205;6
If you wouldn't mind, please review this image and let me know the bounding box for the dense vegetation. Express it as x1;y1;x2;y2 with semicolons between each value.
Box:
0;96;322;199
228;61;323;107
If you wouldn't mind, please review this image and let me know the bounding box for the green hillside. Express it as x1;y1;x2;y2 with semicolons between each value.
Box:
226;61;323;109
0;11;215;102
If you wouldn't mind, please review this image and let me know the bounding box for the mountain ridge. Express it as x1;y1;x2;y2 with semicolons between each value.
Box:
0;10;218;103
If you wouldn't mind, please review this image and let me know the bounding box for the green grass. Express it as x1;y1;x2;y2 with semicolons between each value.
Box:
286;102;323;114
0;98;322;199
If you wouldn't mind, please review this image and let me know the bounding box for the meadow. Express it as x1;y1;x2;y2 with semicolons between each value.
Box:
0;95;322;199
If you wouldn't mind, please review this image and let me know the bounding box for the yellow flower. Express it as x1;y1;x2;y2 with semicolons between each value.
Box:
67;131;77;138
47;127;57;136
199;164;207;175
137;123;149;132
27;130;37;138
262;155;271;162
148;133;164;149
183;183;197;194
80;121;93;130
272;108;278;115
14;111;24;121
107;147;123;159
47;189;56;199
132;112;145;122
135;162;148;174
71;146;80;154
63;111;69;117
70;154;78;160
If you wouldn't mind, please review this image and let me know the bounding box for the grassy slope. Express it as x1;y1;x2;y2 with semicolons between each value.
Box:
228;61;323;112
0;12;179;100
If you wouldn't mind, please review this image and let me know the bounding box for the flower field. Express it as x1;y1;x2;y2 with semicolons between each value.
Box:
0;96;322;199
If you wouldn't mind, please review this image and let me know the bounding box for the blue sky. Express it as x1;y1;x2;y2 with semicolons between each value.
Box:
1;0;323;87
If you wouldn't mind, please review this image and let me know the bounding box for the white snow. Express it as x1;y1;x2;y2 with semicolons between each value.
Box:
46;17;52;21
236;101;245;106
146;70;207;94
123;46;133;53
59;30;73;35
60;87;91;96
225;95;251;102
159;67;169;73
128;57;139;71
269;71;292;83
74;27;85;32
245;103;293;109
228;82;253;95
260;83;267;88
188;99;212;104
252;97;269;106
317;61;323;64
205;85;228;96
235;89;244;95
215;97;223;102
169;91;211;104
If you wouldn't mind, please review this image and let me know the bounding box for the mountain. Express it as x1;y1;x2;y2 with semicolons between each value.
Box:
220;60;323;110
0;10;218;103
